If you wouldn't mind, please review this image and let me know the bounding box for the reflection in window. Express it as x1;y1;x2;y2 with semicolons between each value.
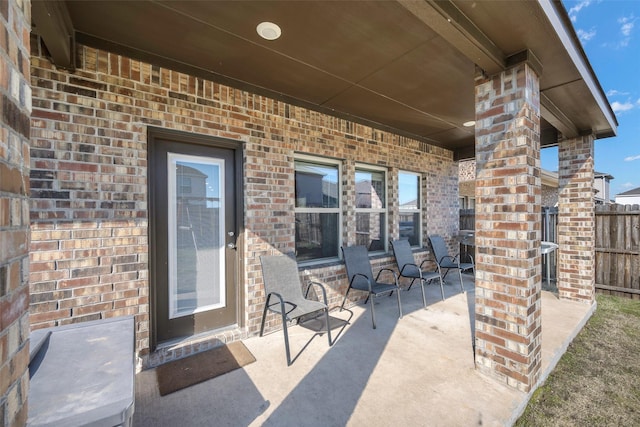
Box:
168;155;225;319
294;158;341;262
355;167;387;252
399;171;421;246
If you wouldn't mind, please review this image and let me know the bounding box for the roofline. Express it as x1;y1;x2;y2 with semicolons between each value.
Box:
594;171;614;180
616;187;640;197
539;0;618;138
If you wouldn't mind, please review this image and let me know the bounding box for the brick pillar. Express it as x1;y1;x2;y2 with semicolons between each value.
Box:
1;0;32;425
557;135;595;303
474;58;542;392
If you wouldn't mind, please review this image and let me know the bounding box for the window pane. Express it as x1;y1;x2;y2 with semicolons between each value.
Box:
168;155;225;319
356;170;385;209
399;173;419;209
399;212;420;246
295;213;339;261
356;212;386;251
295;161;339;208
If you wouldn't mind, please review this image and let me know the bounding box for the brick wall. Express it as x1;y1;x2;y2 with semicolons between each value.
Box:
557;135;595;302
1;1;31;425
474;61;542;392
29;40;459;366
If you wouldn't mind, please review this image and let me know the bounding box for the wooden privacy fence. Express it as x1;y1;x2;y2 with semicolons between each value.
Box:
595;204;640;299
459;204;640;299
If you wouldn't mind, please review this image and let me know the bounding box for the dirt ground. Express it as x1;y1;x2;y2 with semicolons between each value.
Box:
515;294;640;426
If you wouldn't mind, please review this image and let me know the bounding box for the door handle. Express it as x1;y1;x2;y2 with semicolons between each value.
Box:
227;243;236;249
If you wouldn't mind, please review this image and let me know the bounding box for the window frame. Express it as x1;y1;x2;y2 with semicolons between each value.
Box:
355;163;388;254
294;154;343;265
398;170;422;247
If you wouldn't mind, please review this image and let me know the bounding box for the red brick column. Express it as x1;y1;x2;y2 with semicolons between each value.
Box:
0;0;31;425
474;59;542;392
557;135;595;303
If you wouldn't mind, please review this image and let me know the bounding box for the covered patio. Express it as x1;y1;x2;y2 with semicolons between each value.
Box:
0;1;620;425
134;277;593;426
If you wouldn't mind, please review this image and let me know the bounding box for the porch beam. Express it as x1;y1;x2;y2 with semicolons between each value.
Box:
397;0;505;75
31;1;75;70
540;93;580;139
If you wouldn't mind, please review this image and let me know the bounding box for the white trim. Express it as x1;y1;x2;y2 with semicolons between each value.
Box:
167;153;226;319
355;163;388;253
399;170;422;246
294;154;343;263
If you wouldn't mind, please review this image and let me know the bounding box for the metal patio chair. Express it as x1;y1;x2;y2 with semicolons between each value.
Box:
428;235;474;293
390;239;445;308
340;245;402;329
260;254;332;366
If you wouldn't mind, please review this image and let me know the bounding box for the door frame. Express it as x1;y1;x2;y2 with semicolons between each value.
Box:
148;127;244;351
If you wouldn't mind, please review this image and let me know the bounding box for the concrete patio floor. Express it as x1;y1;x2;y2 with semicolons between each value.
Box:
134;275;594;427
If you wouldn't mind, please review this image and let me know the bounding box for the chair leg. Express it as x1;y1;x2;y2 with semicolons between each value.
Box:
419;278;427;309
396;289;403;319
370;293;377;329
438;276;445;301
259;297;270;337
457;269;466;293
281;312;292;366
324;308;333;346
340;288;351;312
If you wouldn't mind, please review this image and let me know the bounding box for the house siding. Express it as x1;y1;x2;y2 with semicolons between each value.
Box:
29;40;460;367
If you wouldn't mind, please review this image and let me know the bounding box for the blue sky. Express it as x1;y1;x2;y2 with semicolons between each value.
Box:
541;0;640;197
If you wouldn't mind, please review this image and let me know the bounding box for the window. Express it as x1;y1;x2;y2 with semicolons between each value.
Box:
467;197;476;210
399;171;421;246
294;156;341;262
355;165;387;252
459;196;475;210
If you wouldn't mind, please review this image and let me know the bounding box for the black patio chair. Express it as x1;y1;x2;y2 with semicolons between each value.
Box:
428;235;474;293
340;245;402;329
260;254;332;366
390;239;445;308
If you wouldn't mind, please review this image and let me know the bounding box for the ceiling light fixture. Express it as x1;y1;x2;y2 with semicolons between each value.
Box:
257;22;282;41
463;120;476;127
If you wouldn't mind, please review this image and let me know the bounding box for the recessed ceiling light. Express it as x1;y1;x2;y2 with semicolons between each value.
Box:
257;22;281;41
463;120;476;127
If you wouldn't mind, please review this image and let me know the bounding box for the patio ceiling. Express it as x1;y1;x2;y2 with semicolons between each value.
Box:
31;0;617;160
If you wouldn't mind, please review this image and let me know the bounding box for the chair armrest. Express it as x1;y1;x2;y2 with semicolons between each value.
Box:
265;291;285;309
350;273;373;292
265;291;299;318
439;255;458;266
418;259;431;269
376;268;398;285
419;259;442;275
265;291;283;305
306;281;329;305
399;263;418;276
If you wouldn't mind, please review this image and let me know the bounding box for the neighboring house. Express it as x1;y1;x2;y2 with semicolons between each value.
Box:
615;187;640;205
460;162;614;208
594;171;615;204
459;160;559;208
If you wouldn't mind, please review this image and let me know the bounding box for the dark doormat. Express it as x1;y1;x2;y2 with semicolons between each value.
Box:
156;341;256;396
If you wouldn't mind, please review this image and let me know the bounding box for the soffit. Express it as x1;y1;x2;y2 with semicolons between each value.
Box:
31;0;617;160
